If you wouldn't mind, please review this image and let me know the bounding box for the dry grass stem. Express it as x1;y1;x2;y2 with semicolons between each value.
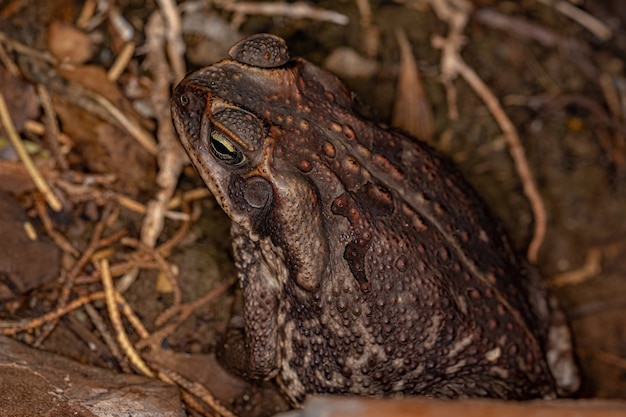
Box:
221;1;349;25
115;193;190;221
87;90;159;155
0;31;56;64
33;194;80;257
430;0;547;262
136;279;231;350
76;0;97;29
100;258;155;377
0;92;63;211
107;42;136;81
537;0;612;41
31;204;116;344
115;292;150;339
24;119;74;150
138;10;187;257
157;367;238;417
36;83;68;170
155;278;232;328
122;237;183;308
167;188;212;210
157;0;186;83
455;59;547;263
0;42;20;76
0;291;106;335
84;303;125;365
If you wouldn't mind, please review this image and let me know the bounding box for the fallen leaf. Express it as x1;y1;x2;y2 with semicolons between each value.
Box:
392;29;434;143
47;20;95;65
0;67;40;137
0;192;60;299
50;65;156;195
324;47;379;79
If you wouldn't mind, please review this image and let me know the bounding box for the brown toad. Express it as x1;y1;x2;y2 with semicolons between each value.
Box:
171;34;579;404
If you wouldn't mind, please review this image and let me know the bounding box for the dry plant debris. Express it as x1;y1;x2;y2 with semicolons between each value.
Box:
0;0;626;415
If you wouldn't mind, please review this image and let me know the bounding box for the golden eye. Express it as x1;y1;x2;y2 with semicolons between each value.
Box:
209;129;245;165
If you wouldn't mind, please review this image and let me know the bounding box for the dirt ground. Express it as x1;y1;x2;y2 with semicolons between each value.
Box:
0;0;625;416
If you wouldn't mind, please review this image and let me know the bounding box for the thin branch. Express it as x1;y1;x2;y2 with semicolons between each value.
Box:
107;42;135;81
430;0;547;262
221;1;349;25
157;367;237;417
537;0;612;41
37;83;69;170
100;258;155;377
0;292;106;335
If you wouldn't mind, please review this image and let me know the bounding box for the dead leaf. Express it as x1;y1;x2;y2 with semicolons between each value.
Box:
392;29;434;143
52;90;155;195
0;192;60;299
47;20;95;65
0;67;40;137
47;64;156;195
324;47;379;79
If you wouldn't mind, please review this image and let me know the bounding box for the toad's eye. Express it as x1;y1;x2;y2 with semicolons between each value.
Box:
209;128;245;166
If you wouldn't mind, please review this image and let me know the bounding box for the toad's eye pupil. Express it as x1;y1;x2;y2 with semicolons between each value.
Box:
209;129;245;165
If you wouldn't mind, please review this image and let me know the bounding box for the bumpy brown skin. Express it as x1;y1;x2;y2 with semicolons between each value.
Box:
171;34;578;405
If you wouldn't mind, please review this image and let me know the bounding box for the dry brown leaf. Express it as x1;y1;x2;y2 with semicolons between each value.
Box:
58;65;126;107
0;160;56;194
0;67;40;137
0;192;60;299
392;29;434;143
47;20;95;65
324;47;379;79
47;64;156;194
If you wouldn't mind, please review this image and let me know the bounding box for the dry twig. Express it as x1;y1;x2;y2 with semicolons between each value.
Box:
33;193;80;257
158;366;237;417
122;237;183;308
548;248;602;288
0;291;106;335
107;42;135;81
24;120;73;150
139;9;187;255
32;203;116;344
474;8;597;80
155;203;193;256
537;0;612;41
594;350;626;370
0;41;20;76
136;279;232;350
157;0;186;83
429;0;547;262
100;258;155;377
220;1;349;25
36;83;68;170
76;0;97;29
83;302;128;369
355;0;379;57
87;90;158;155
167;188;212;210
0;31;56;64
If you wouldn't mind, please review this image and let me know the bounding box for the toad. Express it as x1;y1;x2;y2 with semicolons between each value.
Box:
171;33;579;404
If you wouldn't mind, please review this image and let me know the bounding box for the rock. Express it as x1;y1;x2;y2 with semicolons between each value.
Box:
0;336;185;417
